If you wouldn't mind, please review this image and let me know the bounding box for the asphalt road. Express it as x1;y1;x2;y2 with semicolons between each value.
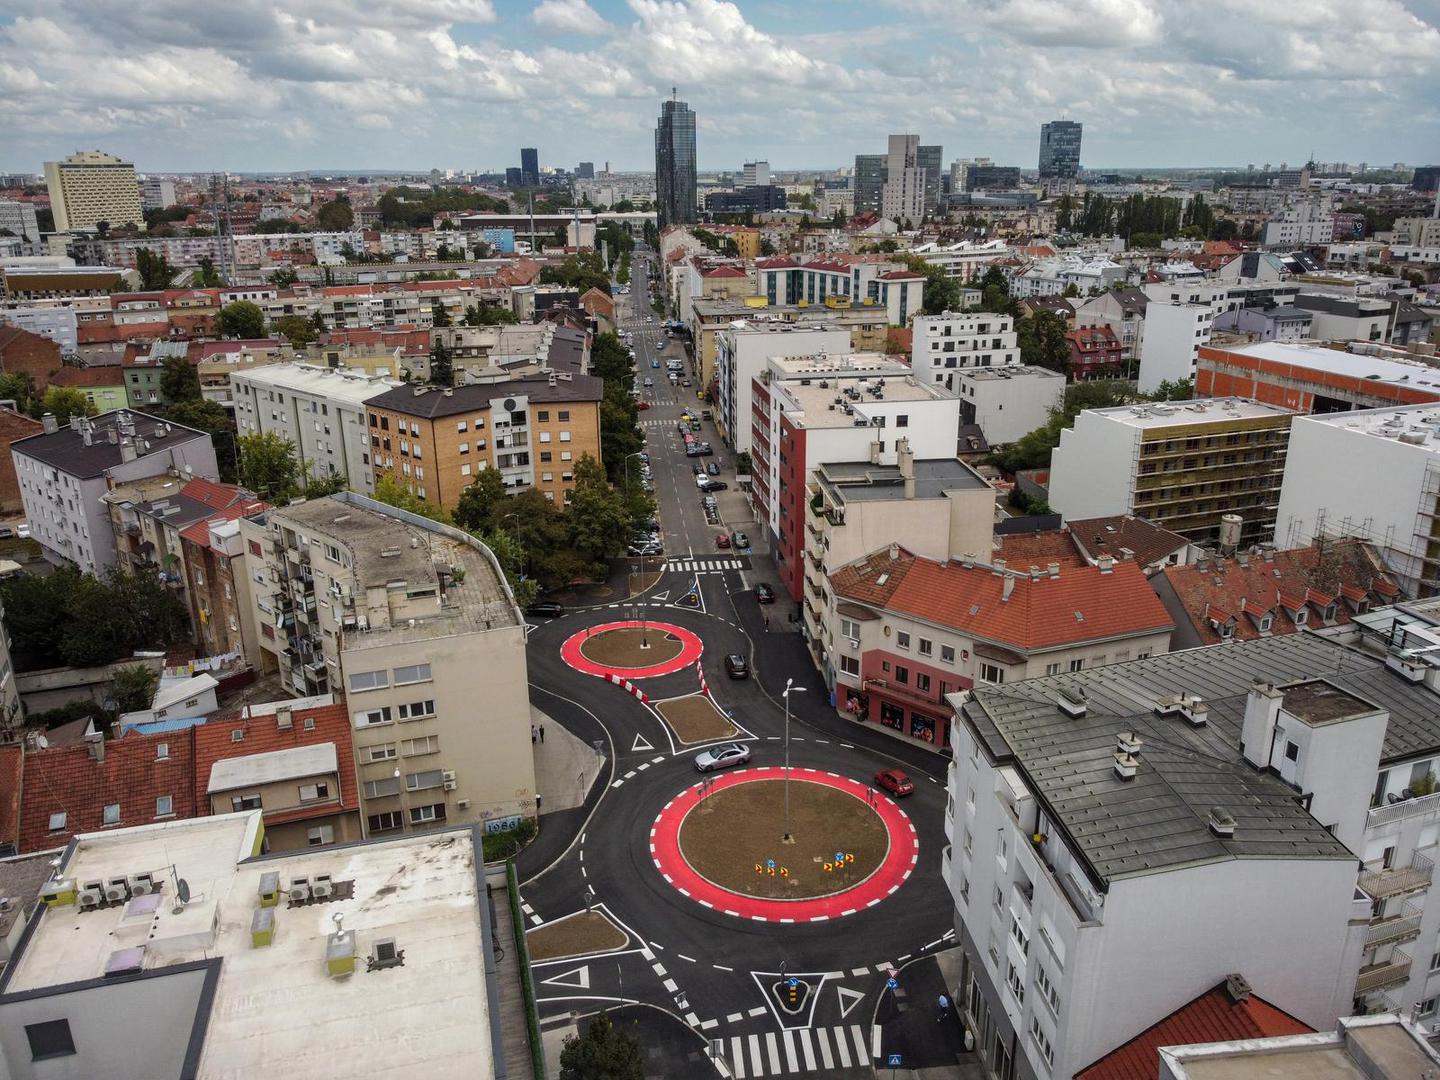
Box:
516;278;959;1078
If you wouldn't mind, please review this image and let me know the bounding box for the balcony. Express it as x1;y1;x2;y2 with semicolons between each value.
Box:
1367;902;1423;948
1360;851;1434;899
1370;789;1440;828
1355;948;1412;994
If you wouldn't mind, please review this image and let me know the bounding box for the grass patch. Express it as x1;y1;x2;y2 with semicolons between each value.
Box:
527;911;628;962
657;694;736;744
482;816;537;862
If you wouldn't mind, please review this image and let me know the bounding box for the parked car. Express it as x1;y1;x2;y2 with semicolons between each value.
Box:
724;654;750;679
694;742;750;772
637;400;651;410
643;377;653;386
525;600;564;618
686;444;713;457
705;461;720;476
873;769;915;797
700;479;728;492
701;410;713;420
754;583;775;604
692;464;706;476
715;532;731;549
681;378;692;387
689;420;702;432
730;531;750;549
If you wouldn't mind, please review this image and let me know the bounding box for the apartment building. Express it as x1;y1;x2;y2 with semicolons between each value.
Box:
955;366;1066;446
1293;293;1395;343
1275;403;1440;597
1197;340;1440;412
716;322;852;450
755;258;924;327
239;494;535;833
1063;325;1123;379
0;201;40;245
364;372;603;511
1049;398;1295;548
12;411;219;574
179;499;270;667
826;546;1170;751
231;364;402;497
194;339;293;408
0;814;511;1078
911;311;1019;392
1156;1014;1440;1079
1261;203;1335;247
1393;215;1440;248
945;638;1376;1080
881;134;926;223
42;150;144;232
910;239;1011;285
1073;288;1149;360
1136;302;1213;394
1211;303;1314;341
1009;257;1125;299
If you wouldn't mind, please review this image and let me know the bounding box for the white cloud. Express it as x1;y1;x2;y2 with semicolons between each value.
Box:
532;0;611;35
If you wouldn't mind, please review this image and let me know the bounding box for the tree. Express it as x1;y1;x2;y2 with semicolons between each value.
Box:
429;338;453;386
558;1012;643;1080
1150;378;1195;401
302;472;349;499
315;197;354;231
39;386;97;425
453;468;508;534
539;252;611;296
192;256;223;287
1016;312;1070;373
373;475;451;522
566;455;631;561
135;247;178;290
268;268;300;288
237;431;300;502
463;303;517;326
109;663;158;715
476;527;537;608
431;299;452;328
218;300;266;339
160;356;201;404
310;310;328;336
898;254;962;315
156;399;238;482
977;266;1018;316
274;315;318;349
0;372;37;413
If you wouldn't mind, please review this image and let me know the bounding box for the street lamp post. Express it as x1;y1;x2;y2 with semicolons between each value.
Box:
782;679;807;843
624;451;649;646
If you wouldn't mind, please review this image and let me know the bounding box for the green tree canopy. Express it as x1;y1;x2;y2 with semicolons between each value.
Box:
539;252;611;296
155;399;238;482
428;338;453;386
268;268;300;288
566;454;632;561
273;315;317;349
374;475;451;522
1016;312;1071;373
160;355;201;404
135;247;178;290
109;664;158;715
218;300;266;339
453;468;508;534
237;431;300;503
558;1012;643;1080
463;303;517;326
315;197;354;231
40;386;97;426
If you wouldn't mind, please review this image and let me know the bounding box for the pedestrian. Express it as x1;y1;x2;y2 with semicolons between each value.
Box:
539;723;546;744
937;993;950;1022
531;724;538;744
763;614;770;632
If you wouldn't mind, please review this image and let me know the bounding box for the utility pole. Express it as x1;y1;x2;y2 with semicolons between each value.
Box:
782;680;806;842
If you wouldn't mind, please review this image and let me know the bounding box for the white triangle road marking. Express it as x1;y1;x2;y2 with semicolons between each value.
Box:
632;733;655;752
837;985;866;1020
540;964;590;990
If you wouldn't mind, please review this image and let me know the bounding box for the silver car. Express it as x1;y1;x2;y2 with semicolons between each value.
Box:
693;742;751;773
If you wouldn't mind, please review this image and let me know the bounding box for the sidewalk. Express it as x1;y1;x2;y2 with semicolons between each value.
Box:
532;705;604;816
874;950;984;1079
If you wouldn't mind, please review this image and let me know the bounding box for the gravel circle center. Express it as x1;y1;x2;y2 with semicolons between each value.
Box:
578;627;685;668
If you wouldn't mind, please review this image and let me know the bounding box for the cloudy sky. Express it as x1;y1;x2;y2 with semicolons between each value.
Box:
2;0;1437;175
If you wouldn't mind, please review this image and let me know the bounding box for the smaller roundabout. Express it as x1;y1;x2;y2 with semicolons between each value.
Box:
560;619;704;679
649;766;919;923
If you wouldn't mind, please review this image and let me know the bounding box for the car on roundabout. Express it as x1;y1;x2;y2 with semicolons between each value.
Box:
873;768;915;797
723;654;749;679
694;742;751;772
525;600;564;618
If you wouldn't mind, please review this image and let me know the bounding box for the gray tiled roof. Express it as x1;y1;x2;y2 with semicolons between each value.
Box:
959;632;1439;886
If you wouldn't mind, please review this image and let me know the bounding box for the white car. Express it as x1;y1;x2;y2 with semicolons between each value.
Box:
694;743;751;773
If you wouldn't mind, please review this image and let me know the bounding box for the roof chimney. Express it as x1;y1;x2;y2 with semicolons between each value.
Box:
888;542;899;561
1047;562;1060;578
1208;807;1237;839
1241;682;1284;768
1223;973;1252;1004
85;730;105;763
1097;554;1114;573
1001;575;1015;602
41;412;58;435
869;440;881;465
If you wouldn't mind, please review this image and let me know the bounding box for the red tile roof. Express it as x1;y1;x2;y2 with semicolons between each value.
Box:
191;704;358;826
0;409;44;442
48;366;125;388
995;529;1087;570
0;744;21;853
702;265;748;279
878;269;923;280
17;730;198;853
178;498;268;548
1068;515;1189;571
1076;981;1311;1080
1160;540;1395;645
181;477;251;511
831;548;1173;651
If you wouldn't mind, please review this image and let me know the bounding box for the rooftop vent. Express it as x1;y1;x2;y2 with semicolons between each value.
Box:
1208;806;1237;839
1057;686;1087;718
1116;731;1143;756
1113;752;1139;781
1223;973;1252;1004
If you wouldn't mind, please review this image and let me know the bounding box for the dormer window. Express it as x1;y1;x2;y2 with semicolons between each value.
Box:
1258;615;1273;633
1292;608;1308;626
1322;603;1337;622
1219;621;1234;639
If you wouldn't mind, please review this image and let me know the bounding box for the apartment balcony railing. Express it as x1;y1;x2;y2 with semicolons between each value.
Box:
1367;902;1424;949
1370;790;1440;828
1355;948;1412;994
1360;851;1435;899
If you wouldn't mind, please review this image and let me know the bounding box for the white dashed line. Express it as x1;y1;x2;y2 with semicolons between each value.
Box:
850;966;869;977
713;964;734;972
726;1012;744;1023
663;978;679;992
700;1018;718;1030
677;953;697;963
747;1006;767;1018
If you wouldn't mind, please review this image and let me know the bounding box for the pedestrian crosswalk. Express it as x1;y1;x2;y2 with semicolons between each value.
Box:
722;1026;872;1078
667;557;744;573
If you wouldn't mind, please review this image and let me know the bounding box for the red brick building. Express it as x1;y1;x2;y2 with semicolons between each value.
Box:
0;408;43;513
0;326;63;392
1064;324;1123;380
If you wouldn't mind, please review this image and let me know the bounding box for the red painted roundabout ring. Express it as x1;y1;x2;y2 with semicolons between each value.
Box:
560;620;704;679
648;766;919;923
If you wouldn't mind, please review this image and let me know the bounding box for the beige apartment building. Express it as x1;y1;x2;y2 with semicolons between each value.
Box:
692;297;891;392
364;372;604;511
43;150;145;232
238;493;536;836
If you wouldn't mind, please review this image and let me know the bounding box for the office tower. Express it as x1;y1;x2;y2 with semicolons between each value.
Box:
918;144;943;214
576;162;595;180
853;154;886;215
42;150;144;232
881;134;925;223
742;161;770;187
1039;120;1083;180
520;148;539;187
655;92;697;230
505;167;522;187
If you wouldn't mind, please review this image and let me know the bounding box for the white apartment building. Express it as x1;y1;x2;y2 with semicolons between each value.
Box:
138;177;177;210
742;161;771;187
42;150;144;232
1009;257;1125;298
911;311;1019;392
0;201;40;245
911;239;1010;284
1293;293;1395;343
955;366;1066;445
881;134;926;223
1136;302;1213;394
715;322;852;451
239;494;536;832
230;364;401;496
1261;203;1335;247
1392;216;1440;248
12;411;219;574
945;637;1388;1080
1275;403;1440;598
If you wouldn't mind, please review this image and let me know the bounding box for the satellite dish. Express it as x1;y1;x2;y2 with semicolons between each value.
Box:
176;879;191;905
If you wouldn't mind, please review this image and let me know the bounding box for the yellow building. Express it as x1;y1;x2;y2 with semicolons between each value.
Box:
43;150;144;232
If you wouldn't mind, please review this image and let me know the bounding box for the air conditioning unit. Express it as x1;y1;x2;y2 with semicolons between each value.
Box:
288;878;311;903
846;638;860;651
456;799;471;810
129;873;157;896
78;883;104;910
443;780;457;791
105;878;130;903
441;770;456;783
311;874;334;900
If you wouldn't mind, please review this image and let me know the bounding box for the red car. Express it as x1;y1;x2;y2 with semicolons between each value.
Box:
637;400;652;411
873;769;914;797
715;532;731;549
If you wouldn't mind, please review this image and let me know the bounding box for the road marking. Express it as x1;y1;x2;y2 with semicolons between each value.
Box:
816;1026;835;1070
714;964;734;972
780;1028;798;1072
765;1032;780;1074
652;963;667;976
726;1012;744;1024
610;779;624;788
652;755;666;764
663;978;678;993
632;733;655;752
837;985;866;1019
747;1034;763;1077
700;1018;718;1030
840;743;855;749
529;914;542;925
850;966;869;977
850;1025;870;1065
747;1005;767;1018
797;1028;816;1071
677;953;697;963
729;1037;747;1079
540;965;590;990
834;1025;853;1068
624;770;637;780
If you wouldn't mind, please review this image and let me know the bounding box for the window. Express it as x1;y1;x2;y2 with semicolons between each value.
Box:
1030;1016;1055;1067
368;811;403;832
994;885;1004;913
1284;741;1300;762
363;777;401;799
393;663;432;685
457;441;469;454
1006;961;1026;1007
156;742;169;761
155;796;173;817
456;420;467;433
980;662;1005;685
537;410;550;422
896;414;909;427
103;803;120;826
558;411;570;422
896;631;911;649
397;699;436;721
1045;663;1061;676
354;706;392;727
940;644;955;663
1035;964;1061;1015
1069;658;1085;673
308;825;335;846
323;543;342;564
539;431;551;443
365;743;397;762
1010;913;1029;955
840;655;860;676
48;811;67;833
299;782;330;802
349;669;388;692
403;734;440;756
918;637;932;656
916;673;931;693
231;793;262;811
25;1019;75;1061
410;803;446;824
406;769;444;791
560;431;572;442
894;665;909;684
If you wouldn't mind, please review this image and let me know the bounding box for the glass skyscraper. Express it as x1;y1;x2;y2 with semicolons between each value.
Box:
520;147;539;187
1038;121;1082;180
655;95;697;230
853;154;886;215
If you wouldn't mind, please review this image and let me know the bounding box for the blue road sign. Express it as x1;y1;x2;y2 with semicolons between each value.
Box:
886;977;898;990
786;977;798;988
888;1053;903;1066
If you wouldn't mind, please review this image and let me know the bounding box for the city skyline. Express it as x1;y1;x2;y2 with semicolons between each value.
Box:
1;0;1437;174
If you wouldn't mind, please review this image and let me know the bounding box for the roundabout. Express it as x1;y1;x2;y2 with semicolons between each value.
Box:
648;766;919;923
560;619;704;679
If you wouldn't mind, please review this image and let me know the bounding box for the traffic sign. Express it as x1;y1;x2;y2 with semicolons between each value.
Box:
886;977;898;990
887;1053;903;1066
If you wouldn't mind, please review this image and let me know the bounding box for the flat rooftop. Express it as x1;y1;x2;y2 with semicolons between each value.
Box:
956;364;1065;383
1298;402;1440;450
1210;340;1440;396
2;814;494;1079
230;362;402;404
781;375;948;429
1277;679;1378;726
769;352;910;377
1088;397;1295;429
818;457;990;501
1166;1017;1440;1080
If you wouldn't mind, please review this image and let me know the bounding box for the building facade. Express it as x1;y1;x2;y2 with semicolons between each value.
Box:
42;150;144;232
1136;302;1213;395
911;311;1019;392
881;134;926;224
955;366;1066;446
655;96;698;230
854;154;887;215
1197;341;1440;413
1038;120;1083;180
